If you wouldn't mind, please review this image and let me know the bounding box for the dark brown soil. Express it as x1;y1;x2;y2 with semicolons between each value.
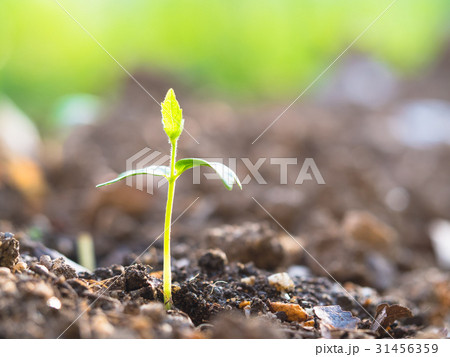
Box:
1;51;450;338
0;231;448;338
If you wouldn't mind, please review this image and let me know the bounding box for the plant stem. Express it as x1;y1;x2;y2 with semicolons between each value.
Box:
163;141;177;310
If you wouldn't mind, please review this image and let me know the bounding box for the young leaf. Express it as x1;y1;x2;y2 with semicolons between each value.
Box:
175;158;242;190
161;88;184;142
96;166;170;187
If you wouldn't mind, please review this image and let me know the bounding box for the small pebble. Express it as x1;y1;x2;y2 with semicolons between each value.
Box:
239;301;251;309
268;272;295;292
0;267;12;277
243;306;251;318
2;281;17;295
160;323;173;335
47;296;62;310
39;255;53;270
140;302;166;323
13;261;27;273
269;302;309;322
287;265;311;278
31;263;50;276
240;276;255;286
302;319;315;328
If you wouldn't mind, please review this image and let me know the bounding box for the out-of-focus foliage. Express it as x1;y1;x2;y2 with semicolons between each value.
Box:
0;0;449;131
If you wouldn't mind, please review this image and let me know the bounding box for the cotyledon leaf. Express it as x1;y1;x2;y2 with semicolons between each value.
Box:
175;158;242;190
96;166;170;187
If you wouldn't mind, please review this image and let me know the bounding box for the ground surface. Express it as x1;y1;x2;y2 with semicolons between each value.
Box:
0;227;448;339
1;52;450;338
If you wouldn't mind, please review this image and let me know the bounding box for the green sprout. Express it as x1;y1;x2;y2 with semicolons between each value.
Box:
96;89;242;309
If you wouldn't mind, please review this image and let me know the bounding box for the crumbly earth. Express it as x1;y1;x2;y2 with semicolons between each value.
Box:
0;232;447;338
1;50;450;338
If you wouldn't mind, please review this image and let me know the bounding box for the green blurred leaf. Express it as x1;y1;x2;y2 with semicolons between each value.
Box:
96;165;170;187
2;0;449;132
175;158;242;190
161;88;184;142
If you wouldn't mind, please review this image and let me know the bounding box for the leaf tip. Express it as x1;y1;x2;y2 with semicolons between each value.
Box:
166;87;175;97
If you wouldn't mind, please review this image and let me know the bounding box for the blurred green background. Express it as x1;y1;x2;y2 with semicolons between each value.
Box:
0;0;449;133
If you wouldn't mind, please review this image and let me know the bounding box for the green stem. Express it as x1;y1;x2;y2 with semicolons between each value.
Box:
163;141;177;310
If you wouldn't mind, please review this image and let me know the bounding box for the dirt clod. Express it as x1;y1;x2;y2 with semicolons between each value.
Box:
0;232;20;269
206;222;301;270
50;257;77;279
124;264;152;291
198;249;228;275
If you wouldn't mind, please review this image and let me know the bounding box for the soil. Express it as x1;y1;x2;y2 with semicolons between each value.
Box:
1;51;450;338
0;230;448;338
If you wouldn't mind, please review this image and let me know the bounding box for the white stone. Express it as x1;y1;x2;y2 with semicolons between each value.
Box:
268;272;295;292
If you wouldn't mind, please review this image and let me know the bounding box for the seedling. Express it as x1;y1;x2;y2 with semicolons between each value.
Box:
97;89;242;309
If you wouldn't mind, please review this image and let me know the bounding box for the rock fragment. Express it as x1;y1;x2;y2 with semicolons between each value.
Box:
269;302;309;322
314;305;360;330
268;272;295;292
